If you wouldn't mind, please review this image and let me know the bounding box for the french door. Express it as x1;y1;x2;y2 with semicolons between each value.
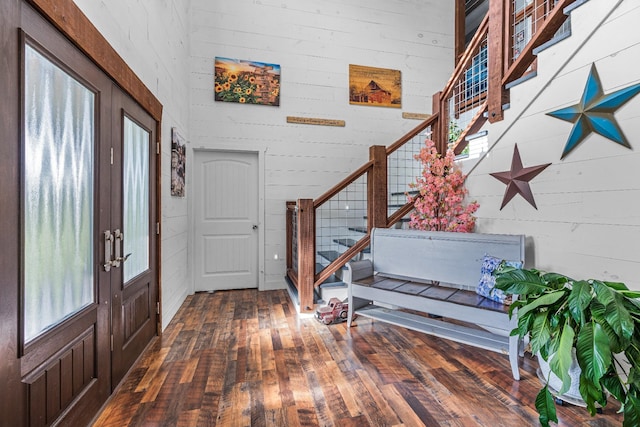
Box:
109;89;158;387
19;4;158;426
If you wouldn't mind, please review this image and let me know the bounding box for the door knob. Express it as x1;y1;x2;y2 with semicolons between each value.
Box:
252;224;258;230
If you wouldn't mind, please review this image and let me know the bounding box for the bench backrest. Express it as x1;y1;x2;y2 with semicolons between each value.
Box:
370;228;525;288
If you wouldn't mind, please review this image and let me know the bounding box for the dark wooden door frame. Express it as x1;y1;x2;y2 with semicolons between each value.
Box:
25;0;164;331
0;1;26;425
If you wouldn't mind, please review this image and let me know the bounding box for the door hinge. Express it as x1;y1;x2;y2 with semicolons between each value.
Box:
156;222;160;235
110;334;114;352
156;302;160;315
156;142;160;155
110;147;114;165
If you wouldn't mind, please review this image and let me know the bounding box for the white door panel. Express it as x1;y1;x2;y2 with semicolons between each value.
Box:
194;150;259;291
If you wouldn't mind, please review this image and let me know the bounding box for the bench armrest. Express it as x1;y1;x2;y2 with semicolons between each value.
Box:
345;260;373;284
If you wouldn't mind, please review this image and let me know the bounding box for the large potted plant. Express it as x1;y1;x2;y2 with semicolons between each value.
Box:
495;268;640;427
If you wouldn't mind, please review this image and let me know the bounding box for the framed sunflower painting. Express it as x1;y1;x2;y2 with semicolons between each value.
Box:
214;57;281;106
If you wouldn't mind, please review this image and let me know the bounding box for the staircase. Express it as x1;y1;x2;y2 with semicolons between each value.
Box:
286;0;586;313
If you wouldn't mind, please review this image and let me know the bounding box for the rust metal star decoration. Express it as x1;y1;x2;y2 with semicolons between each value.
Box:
547;63;640;159
490;144;551;210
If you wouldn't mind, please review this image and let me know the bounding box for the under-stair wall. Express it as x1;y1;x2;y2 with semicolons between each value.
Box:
465;0;640;289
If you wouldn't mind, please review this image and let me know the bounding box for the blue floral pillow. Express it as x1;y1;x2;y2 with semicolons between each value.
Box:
476;255;523;304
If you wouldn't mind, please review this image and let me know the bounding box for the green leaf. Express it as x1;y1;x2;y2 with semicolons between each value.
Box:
550;320;576;395
579;373;605;416
600;366;626;403
535;385;558;427
576;321;611;387
604;281;629;291
516;311;534;339
604;294;635;341
518;290;567;319
624;393;640;427
597;317;625;353
530;312;552;356
621;290;640;299
567;280;592;325
495;269;552;295
593;280;616;306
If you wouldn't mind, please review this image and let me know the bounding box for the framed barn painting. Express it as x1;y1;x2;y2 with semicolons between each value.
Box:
214;57;281;106
171;127;186;197
349;64;401;108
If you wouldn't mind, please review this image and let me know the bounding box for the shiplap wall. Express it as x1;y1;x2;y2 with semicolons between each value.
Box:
467;0;640;289
189;0;455;289
73;0;191;329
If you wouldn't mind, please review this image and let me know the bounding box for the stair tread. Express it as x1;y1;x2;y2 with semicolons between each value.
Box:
318;250;340;262
332;238;370;253
348;226;367;233
391;190;418;197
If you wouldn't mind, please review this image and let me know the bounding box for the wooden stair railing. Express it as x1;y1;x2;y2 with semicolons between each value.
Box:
286;0;577;312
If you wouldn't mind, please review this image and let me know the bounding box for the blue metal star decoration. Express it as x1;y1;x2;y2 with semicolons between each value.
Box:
490;144;551;210
547;63;640;159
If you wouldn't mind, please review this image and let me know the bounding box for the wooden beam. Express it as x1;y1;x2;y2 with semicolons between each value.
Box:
368;146;388;230
296;199;315;313
487;0;507;123
286;202;295;272
26;0;163;122
431;91;444;152
454;0;466;63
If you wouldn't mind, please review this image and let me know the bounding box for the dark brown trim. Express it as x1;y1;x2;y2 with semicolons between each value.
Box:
0;0;26;424
454;0;466;63
487;0;506;123
26;0;163;122
386;113;438;155
155;122;162;334
368;145;388;230
313;162;374;209
296;199;315;312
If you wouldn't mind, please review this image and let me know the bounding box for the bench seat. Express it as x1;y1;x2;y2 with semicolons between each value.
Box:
346;228;525;380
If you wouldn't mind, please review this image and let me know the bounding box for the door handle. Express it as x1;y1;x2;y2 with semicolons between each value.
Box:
104;230;115;272
113;229;126;267
252;224;258;230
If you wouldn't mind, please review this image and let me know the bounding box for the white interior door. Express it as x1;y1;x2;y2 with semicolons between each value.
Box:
194;150;259;291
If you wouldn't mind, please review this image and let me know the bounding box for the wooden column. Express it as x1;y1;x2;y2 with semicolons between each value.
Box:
487;0;508;123
454;0;466;64
368;146;388;230
431;91;445;153
285;201;295;273
296;199;315;313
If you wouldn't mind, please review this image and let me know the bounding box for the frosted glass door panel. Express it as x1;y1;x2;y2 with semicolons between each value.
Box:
23;45;95;342
123;117;150;282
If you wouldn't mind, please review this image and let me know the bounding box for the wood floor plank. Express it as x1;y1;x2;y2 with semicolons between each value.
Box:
92;290;624;427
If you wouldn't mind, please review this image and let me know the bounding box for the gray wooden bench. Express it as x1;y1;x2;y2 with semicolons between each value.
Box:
346;228;525;380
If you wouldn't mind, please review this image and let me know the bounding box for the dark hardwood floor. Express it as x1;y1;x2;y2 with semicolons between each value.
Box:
91;289;623;426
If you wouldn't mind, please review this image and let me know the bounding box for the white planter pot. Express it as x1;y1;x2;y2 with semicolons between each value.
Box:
536;349;585;407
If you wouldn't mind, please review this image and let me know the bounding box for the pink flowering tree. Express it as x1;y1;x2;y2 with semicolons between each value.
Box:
408;139;479;232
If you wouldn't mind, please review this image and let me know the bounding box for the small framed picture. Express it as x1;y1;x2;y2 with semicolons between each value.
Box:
171;127;186;197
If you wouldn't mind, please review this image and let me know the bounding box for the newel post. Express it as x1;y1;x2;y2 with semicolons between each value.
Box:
487;0;508;123
296;198;315;312
432;91;447;154
368;145;388;230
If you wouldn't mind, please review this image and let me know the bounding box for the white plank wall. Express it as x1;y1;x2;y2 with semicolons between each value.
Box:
67;0;640;325
189;0;455;289
466;0;640;289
